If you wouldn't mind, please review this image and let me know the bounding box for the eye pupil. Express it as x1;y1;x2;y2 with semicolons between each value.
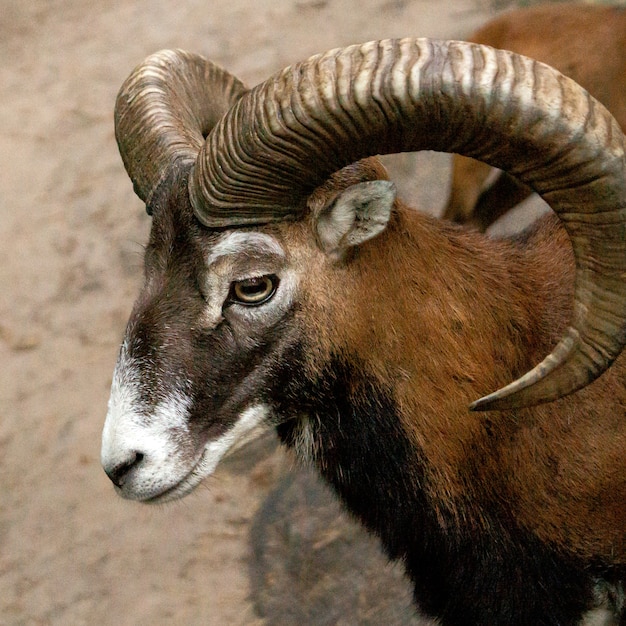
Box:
232;275;278;305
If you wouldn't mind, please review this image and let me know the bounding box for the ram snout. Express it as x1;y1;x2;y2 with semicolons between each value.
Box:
101;345;271;504
101;292;282;503
101;337;201;503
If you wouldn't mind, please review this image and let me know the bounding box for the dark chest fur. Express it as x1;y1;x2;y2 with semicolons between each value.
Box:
272;355;622;625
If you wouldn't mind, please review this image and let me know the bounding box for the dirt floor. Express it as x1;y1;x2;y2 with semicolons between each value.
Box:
0;0;602;624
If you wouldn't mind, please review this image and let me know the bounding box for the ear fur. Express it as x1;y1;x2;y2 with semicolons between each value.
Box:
316;180;396;256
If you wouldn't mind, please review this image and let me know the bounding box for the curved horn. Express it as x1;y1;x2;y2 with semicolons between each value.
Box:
115;48;247;209
190;38;626;411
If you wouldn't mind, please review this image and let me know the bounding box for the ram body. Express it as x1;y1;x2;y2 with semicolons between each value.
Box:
101;41;626;625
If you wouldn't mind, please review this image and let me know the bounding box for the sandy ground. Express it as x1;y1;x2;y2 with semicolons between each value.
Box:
0;1;590;624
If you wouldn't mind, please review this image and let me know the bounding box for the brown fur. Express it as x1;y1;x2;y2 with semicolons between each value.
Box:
292;158;626;562
443;3;626;229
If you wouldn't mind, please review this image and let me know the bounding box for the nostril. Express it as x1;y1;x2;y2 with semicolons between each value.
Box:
105;451;144;488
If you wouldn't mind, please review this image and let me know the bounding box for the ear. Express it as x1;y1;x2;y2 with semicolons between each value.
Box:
316;180;396;256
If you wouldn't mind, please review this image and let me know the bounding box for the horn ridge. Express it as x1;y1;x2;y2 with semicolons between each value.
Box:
114;48;247;206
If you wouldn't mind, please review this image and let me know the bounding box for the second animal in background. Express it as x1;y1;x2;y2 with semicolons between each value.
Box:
443;3;626;231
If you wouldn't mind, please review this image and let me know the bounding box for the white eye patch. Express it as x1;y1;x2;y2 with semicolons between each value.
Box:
206;231;286;269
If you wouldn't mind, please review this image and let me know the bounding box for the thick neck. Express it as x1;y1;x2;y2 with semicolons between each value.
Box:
338;204;574;413
280;203;575;516
308;204;579;525
274;206;616;624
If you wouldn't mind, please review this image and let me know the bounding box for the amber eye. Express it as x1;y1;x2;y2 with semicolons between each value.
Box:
230;275;278;306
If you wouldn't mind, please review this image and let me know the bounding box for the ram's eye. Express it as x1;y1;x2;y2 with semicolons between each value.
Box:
230;275;278;306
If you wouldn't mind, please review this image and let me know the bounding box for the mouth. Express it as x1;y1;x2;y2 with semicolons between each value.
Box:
141;447;214;504
129;404;271;504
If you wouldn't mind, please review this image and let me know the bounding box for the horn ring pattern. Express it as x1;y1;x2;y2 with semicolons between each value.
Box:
115;48;247;209
188;39;626;410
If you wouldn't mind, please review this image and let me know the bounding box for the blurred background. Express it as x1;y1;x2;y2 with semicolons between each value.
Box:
1;0;622;623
